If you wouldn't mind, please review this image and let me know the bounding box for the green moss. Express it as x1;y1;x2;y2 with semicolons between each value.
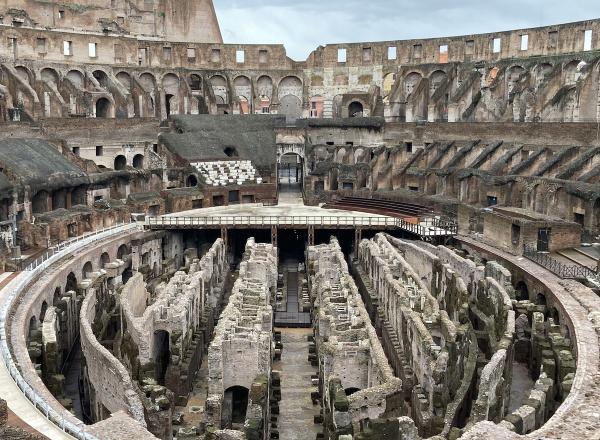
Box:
249;374;269;403
244;418;263;440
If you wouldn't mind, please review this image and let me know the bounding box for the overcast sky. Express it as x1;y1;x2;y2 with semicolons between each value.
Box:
214;0;598;60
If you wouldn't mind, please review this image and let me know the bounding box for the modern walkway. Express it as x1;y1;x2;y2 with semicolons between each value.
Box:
273;328;320;440
275;262;311;327
278;182;304;205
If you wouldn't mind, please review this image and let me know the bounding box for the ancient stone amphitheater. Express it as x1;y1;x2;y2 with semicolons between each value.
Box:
0;1;598;439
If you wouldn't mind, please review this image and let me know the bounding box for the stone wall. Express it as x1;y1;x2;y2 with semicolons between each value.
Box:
80;285;147;424
308;237;402;438
355;233;517;437
120;238;227;399
205;238;276;433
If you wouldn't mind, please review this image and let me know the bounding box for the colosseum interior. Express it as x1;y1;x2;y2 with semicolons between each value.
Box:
0;1;598;439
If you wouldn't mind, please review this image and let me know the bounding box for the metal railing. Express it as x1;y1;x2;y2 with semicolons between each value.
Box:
0;222;139;440
523;244;597;280
146;215;458;237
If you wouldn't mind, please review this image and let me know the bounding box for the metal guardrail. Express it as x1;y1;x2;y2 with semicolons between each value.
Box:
523;244;597;280
0;222;139;440
146;215;458;237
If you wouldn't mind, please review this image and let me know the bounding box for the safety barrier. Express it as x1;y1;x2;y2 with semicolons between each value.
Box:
146;215;457;237
523;244;597;280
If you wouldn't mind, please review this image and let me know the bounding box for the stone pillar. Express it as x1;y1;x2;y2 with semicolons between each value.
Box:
354;228;362;258
271;226;277;247
220;227;228;257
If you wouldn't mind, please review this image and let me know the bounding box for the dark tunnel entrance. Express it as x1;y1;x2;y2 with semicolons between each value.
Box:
153;330;170;386
224;386;249;427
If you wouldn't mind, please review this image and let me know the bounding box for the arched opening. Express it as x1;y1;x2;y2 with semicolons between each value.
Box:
345;387;360;396
515;281;529;301
40;68;59;86
92;70;109;88
100;252;110;268
279;95;302;121
117;244;129;260
165;94;174;117
225;386;249;426
224;147;238;158
114;155;127;170
189;74;202;91
66;70;84;88
28;316;37;338
40;301;48;323
211;75;228;105
279;152;304;202
116;71;131;90
65;272;77;293
186;175;198;187
132;154;144;169
550;307;560;324
95;98;111;118
52;189;67;210
153;330;170;386
536;293;547;306
348;101;364;117
82;261;93;279
32;190;49;214
53;287;61;304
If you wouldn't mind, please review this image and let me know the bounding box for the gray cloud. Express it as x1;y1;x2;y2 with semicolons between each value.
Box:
214;0;598;60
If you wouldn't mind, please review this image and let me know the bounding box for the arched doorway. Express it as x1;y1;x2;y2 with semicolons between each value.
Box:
278;152;304;203
349;101;364;117
32;190;49;214
165;94;174;117
515;281;529;301
82;261;93;279
132;154;144;169
224;386;249;426
153;330;170;385
65;272;77;293
117;244;129;260
95;98;111;118
279;153;303;186
114;155;127;170
100;252;110;268
186;175;198;187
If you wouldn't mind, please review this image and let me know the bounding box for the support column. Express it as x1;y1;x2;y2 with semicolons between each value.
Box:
271;226;278;247
308;226;315;247
220;227;228;252
354;228;362;259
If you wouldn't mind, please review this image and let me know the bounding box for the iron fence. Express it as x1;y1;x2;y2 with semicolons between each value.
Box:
523;244;597;280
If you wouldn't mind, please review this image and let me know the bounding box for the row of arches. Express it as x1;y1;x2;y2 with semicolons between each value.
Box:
113;154;144;170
